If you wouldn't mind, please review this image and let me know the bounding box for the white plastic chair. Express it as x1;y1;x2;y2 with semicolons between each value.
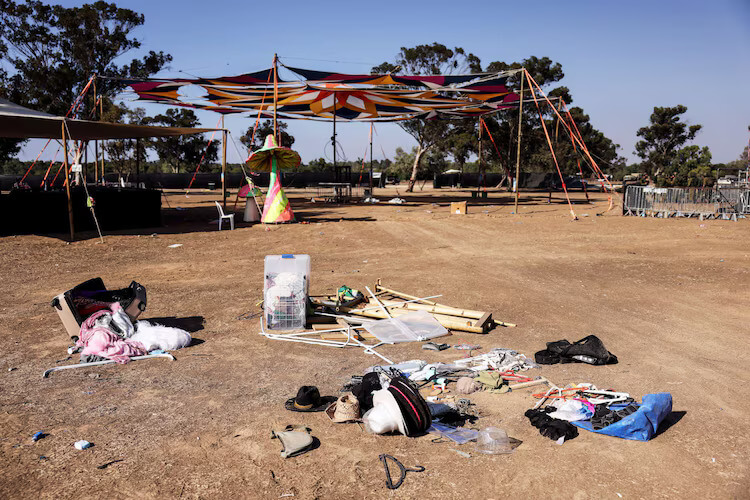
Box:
215;201;235;230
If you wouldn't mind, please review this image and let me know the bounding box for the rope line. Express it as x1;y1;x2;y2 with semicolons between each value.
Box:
525;70;577;220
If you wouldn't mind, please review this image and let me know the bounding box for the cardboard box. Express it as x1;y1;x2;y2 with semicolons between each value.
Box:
450;201;467;214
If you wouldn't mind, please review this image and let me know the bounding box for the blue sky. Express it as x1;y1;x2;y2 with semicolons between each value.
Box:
19;0;750;165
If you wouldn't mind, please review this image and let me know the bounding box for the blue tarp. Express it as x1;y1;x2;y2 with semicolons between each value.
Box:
573;393;673;441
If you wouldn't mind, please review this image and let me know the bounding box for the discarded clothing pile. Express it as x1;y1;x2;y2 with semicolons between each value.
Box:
454;348;538;372
535;335;617;365
572;393;673;441
283;373;432;438
530;384;673;442
525;407;579;443
76;302;191;364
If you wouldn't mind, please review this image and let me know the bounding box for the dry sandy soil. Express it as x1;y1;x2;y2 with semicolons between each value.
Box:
0;186;748;499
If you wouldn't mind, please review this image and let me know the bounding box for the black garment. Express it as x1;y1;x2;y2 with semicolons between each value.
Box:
352;372;382;413
524;408;579;442
535;335;618;366
590;403;639;430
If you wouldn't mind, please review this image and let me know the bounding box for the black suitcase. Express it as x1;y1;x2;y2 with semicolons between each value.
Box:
50;277;147;338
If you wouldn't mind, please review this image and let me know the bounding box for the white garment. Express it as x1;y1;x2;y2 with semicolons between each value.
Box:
131;321;192;351
548;400;594;422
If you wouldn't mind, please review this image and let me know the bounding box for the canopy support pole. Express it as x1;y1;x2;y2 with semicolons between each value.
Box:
369;123;374;192
514;70;525;214
93;76;98;184
62;120;74;242
221;115;227;210
272;54;278;142
333;99;337;169
99;97;105;184
478;117;483;195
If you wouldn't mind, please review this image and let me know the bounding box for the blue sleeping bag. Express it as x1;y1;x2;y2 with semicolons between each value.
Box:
573;393;673;441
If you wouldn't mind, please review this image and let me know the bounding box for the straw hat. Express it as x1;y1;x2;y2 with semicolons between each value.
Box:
246;134;301;170
325;393;360;423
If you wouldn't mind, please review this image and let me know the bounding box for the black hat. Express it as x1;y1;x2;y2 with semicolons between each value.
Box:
387;376;432;437
284;386;336;412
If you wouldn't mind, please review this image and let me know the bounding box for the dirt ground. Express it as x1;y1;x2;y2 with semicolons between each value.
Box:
0;185;748;499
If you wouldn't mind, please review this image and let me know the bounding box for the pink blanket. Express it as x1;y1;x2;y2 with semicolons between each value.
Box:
76;304;147;364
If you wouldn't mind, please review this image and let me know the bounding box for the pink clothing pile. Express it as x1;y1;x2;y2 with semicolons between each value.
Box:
76;303;147;364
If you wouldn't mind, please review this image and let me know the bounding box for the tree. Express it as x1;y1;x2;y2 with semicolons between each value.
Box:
147;109;219;173
0;1;171;164
240;119;295;152
663;145;713;187
0;1;171;115
103;105;149;178
635;105;701;179
372;43;480;191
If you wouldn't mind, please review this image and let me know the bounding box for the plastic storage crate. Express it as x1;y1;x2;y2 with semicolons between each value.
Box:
264;254;310;330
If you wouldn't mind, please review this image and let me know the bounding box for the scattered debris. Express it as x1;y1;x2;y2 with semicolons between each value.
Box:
449;448;471;458
97;459;124;470
271;425;315;458
74;440;92;450
379;454;424;490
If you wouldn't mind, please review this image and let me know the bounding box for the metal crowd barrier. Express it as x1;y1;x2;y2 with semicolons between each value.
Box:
624;185;749;220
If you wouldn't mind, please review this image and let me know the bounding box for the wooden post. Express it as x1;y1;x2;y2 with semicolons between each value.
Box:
332;98;337;169
62;121;74;241
478;117;483;195
99;96;104;184
369;123;373;192
272;54;278;142
222;115;227;210
514;70;525;213
92;76;98;184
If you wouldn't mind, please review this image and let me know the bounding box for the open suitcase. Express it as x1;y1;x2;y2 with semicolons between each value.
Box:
50;277;147;339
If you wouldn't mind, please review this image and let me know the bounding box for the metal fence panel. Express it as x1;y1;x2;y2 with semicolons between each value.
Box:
624;185;748;219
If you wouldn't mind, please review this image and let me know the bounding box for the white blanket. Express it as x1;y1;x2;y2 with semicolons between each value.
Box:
131;321;192;351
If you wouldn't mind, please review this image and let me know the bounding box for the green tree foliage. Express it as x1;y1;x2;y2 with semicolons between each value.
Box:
635;105;702;179
239;119;295;152
659;145;713;187
147;109;218;173
481;56;622;179
0;0;171;164
103;105;149;178
373;43;479;191
373;48;622;187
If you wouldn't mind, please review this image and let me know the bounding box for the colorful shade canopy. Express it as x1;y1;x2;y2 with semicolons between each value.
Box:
123;66;521;122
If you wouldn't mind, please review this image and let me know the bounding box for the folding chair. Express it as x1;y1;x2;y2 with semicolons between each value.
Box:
214;201;235;230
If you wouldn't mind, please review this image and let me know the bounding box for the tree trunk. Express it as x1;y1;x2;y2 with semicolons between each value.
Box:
406;146;425;192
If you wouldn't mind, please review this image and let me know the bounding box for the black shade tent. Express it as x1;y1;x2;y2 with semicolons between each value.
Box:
0;98;218;140
0;98;224;240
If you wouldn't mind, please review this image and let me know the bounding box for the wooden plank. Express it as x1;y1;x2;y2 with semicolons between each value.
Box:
320;331;377;341
311;323;338;331
473;312;493;333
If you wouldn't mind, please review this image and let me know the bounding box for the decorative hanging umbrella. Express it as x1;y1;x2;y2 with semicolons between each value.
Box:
247;134;299;223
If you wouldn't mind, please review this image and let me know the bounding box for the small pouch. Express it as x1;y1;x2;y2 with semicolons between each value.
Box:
271;425;314;458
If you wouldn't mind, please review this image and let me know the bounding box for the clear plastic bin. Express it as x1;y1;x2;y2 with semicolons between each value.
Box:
264;254;310;330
